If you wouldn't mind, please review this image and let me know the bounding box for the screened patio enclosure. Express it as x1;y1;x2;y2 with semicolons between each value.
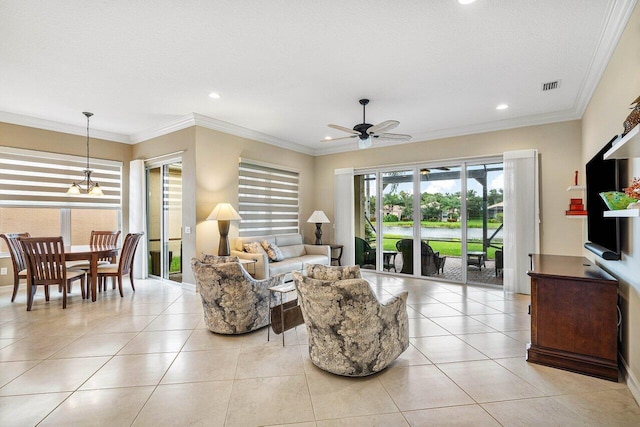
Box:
354;159;504;286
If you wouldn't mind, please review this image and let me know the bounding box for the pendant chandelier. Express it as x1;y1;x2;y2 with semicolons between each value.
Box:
67;112;103;196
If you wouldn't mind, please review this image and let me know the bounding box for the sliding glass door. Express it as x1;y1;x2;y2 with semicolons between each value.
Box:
465;162;504;285
146;161;183;282
419;166;462;280
353;158;503;286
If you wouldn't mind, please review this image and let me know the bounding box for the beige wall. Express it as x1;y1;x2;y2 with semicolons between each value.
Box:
194;127;316;256
0;122;132;287
130;126;315;285
314;120;584;257
132;127;196;284
581;3;640;393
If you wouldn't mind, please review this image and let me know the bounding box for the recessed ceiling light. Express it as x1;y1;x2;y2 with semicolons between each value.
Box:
324;136;332;140
496;104;509;110
458;0;476;5
208;92;221;99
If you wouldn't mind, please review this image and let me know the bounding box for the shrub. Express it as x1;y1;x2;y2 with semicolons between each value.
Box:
383;214;399;222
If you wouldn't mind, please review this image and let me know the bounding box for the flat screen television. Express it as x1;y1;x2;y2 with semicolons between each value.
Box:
584;135;621;260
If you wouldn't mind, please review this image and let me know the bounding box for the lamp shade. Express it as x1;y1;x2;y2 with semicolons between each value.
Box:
207;203;242;221
307;210;330;223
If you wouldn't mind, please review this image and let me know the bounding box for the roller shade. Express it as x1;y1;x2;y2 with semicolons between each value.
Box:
0;146;122;208
238;159;299;236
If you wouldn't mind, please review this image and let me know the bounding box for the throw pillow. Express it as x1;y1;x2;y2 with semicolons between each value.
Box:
260;240;284;261
244;241;266;255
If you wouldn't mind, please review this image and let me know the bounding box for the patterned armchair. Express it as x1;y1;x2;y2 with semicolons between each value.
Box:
293;264;409;376
191;255;284;334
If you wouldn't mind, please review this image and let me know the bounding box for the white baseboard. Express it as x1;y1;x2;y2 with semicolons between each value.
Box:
181;282;196;293
620;354;640;405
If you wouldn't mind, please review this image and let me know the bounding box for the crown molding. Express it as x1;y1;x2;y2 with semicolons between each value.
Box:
574;0;637;116
191;113;314;155
0;110;129;143
130;112;315;155
312;109;581;156
128;114;196;143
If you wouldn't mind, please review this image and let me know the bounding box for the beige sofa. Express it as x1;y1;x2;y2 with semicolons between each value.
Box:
231;233;330;280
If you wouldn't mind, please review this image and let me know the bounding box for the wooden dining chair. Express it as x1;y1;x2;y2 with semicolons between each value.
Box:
0;232;30;302
66;230;121;271
20;236;86;311
94;232;143;297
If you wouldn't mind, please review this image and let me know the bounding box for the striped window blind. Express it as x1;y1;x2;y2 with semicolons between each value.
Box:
0;146;122;209
238;159;299;236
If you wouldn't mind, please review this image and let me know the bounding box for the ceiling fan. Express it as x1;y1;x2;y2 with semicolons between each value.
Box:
326;99;411;149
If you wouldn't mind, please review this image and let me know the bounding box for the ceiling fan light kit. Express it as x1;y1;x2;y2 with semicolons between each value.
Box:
326;99;411;149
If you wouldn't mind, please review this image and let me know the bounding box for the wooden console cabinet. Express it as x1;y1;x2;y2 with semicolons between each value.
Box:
527;254;619;381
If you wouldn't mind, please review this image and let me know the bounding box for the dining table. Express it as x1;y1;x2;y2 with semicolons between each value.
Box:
66;244;119;302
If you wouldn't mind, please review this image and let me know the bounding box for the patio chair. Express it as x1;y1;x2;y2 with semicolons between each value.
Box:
396;238;439;276
495;250;503;277
355;236;376;268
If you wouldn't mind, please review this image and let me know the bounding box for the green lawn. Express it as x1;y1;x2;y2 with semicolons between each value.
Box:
378;235;500;259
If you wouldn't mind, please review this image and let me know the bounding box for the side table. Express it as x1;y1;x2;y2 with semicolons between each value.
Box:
383;250;397;272
467;251;486;270
330;244;344;266
268;282;304;346
239;258;257;276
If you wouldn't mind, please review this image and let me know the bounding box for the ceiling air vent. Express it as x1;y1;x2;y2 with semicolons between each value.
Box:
541;80;560;91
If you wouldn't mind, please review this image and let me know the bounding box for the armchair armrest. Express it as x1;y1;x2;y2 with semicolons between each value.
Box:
380;291;408;311
304;244;331;260
230;250;269;279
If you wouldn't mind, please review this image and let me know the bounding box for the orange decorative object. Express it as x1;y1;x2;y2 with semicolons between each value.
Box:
624;177;640;200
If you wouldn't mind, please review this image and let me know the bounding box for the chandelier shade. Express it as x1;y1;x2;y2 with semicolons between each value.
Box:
67;112;103;196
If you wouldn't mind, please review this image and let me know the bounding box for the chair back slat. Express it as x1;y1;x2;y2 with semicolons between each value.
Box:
119;233;142;275
91;231;121;262
1;232;30;273
90;230;120;246
20;237;67;285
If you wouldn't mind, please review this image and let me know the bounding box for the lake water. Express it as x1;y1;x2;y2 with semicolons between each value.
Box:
383;225;503;241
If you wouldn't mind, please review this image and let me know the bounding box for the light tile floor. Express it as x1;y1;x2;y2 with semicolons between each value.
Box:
1;272;639;426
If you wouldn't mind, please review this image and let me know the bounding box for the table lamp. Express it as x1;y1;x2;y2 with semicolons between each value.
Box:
307;210;330;245
207;203;242;256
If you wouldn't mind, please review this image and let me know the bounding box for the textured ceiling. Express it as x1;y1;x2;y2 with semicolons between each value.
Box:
0;0;636;155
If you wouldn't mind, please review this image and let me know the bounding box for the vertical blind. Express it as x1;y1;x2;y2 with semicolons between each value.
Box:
0;146;122;208
238;159;299;236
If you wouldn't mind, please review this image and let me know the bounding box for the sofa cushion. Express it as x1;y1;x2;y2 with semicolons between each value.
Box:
234;235;275;251
244;241;267;255
261;241;284;261
299;254;330;267
280;244;306;259
269;258;303;276
276;234;303;246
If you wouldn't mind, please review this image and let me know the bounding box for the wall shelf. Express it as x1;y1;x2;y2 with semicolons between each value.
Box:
603;124;639;160
603;209;640;217
565;214;587;219
566;185;586;191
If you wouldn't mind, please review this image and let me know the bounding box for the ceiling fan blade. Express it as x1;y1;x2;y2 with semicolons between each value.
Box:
377;132;412;141
322;135;357;142
328;124;359;135
367;120;399;135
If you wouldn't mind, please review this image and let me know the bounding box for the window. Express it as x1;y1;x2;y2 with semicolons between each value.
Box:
238;158;299;236
0;146;122;251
